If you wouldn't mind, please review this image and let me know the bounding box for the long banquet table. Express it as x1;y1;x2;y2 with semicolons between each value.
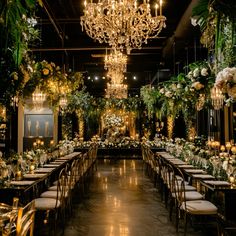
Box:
0;152;81;205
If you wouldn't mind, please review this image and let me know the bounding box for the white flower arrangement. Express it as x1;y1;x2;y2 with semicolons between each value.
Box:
215;67;236;97
104;114;123;127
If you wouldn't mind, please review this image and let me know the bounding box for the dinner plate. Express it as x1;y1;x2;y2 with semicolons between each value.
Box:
43;164;60;167
10;180;35;185
178;164;194;168
34;168;55;173
203;180;231;186
184;169;206;174
23;173;47;179
191;174;215;179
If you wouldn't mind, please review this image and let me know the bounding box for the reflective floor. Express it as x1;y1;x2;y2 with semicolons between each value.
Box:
63;159;217;236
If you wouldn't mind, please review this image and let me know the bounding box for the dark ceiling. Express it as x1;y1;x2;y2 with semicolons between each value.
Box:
33;0;206;96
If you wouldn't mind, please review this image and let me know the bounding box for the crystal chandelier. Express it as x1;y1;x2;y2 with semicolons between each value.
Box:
105;50;127;84
105;67;128;98
104;50;128;98
105;82;128;99
81;0;166;54
32;87;46;110
104;50;127;72
210;86;224;110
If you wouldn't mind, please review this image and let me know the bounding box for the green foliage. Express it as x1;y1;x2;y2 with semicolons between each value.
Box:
192;0;210;31
0;0;40;107
140;85;161;117
67;88;92;114
140;61;215;124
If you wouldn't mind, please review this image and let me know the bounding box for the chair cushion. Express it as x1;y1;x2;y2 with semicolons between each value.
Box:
48;186;70;191
184;191;203;201
175;182;196;191
180;200;218;215
183;185;197;191
35;198;61;209
172;191;203;200
40;190;68;198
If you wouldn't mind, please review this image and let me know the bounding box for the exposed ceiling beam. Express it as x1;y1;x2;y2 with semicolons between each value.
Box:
31;47;163;52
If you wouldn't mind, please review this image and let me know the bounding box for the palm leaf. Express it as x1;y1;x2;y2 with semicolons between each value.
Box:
25;0;36;9
192;0;210;31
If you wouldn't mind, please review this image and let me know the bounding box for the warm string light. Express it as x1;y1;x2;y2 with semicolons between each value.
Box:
81;0;166;54
167;115;174;139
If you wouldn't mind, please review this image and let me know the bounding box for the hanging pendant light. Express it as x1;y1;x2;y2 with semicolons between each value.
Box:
210;86;224;110
32;87;46;110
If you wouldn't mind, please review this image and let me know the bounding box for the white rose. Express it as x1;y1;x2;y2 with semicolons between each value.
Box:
177;83;182;89
165;91;172;98
171;84;177;91
186;71;193;79
201;68;208;76
159;88;165;94
193;68;200;78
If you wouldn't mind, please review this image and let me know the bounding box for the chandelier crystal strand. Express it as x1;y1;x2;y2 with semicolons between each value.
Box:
104;50;128;98
210;86;224;110
104;50;127;73
32;87;46;110
105;50;127;84
81;0;166;54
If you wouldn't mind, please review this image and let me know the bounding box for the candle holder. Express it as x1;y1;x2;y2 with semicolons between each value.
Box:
229;174;235;187
15;170;23;180
29;164;35;173
220;145;226;152
226;142;232;154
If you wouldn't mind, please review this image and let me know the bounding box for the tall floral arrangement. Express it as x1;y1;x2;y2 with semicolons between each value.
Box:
214;67;236;104
184;61;215;113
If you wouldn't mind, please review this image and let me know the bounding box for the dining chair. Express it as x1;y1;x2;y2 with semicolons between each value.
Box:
16;200;36;236
0;198;19;236
34;168;67;235
167;164;204;222
174;167;220;236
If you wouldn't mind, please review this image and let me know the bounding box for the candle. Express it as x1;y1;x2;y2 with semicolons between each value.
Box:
159;0;162;16
155;3;158;16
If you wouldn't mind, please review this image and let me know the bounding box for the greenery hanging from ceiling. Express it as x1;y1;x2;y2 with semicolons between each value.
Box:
140;61;215;123
0;0;41;107
192;0;236;71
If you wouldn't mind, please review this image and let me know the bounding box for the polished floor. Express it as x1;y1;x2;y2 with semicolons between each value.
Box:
63;159;217;236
